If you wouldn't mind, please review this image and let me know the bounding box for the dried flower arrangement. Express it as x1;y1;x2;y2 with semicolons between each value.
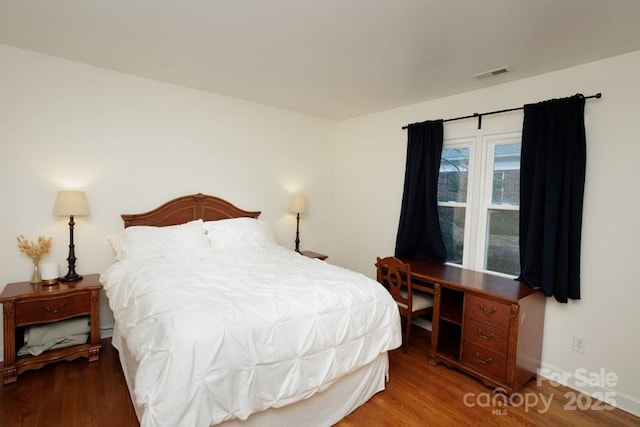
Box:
16;235;52;283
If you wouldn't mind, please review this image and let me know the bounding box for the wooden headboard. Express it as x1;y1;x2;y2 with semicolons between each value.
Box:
121;193;261;228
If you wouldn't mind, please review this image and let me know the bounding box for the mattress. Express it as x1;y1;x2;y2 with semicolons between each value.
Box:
101;243;401;426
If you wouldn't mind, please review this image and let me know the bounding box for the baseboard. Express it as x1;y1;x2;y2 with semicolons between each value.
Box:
539;362;640;418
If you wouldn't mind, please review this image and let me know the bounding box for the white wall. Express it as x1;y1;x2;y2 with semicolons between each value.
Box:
334;50;640;415
0;44;336;345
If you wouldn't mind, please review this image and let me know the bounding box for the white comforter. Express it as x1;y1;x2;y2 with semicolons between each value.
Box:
101;244;401;427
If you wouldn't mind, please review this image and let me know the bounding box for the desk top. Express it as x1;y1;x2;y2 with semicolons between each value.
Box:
404;259;538;302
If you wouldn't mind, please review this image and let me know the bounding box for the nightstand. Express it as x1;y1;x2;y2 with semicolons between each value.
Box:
301;250;328;260
1;274;102;384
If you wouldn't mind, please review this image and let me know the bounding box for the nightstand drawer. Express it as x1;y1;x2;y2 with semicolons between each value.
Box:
466;294;510;328
464;317;509;354
15;293;90;326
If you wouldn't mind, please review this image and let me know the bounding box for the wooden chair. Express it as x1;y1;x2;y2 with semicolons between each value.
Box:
377;256;434;352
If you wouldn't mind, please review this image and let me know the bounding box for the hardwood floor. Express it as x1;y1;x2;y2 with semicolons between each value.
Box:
339;329;639;426
1;331;638;426
0;337;137;427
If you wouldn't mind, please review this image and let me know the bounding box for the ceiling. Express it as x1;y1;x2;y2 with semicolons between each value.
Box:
2;0;640;120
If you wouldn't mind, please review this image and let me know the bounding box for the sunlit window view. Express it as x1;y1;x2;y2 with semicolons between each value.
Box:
437;137;521;276
438;147;469;265
485;143;520;275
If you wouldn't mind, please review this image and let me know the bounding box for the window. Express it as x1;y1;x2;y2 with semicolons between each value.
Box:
437;143;471;265
438;132;521;276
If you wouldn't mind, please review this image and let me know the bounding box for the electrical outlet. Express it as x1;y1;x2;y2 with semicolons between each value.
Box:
572;335;586;354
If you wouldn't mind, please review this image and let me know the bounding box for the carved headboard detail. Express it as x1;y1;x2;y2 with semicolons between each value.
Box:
121;193;261;228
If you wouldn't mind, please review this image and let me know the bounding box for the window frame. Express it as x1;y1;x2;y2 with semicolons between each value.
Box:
437;137;475;267
440;130;521;278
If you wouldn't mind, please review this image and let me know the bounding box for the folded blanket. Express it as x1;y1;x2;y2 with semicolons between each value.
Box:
18;316;90;356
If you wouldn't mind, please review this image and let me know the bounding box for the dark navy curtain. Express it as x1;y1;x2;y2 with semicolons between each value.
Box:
395;120;446;262
518;94;586;303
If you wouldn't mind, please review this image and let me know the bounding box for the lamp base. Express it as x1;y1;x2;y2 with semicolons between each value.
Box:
60;273;83;283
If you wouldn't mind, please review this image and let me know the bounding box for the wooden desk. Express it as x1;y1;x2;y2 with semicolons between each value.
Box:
404;259;545;394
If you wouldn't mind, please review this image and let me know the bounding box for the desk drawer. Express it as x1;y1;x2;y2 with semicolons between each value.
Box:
462;341;507;381
464;317;508;354
15;293;90;326
466;294;510;328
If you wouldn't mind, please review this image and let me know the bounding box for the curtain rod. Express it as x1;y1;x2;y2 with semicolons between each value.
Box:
401;92;602;130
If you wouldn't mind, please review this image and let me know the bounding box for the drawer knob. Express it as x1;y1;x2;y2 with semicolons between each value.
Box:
43;303;66;314
478;304;497;316
476;328;495;340
474;352;493;365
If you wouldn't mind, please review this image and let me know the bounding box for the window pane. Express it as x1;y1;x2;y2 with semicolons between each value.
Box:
438;148;469;203
439;206;465;264
492;143;520;205
485;209;519;275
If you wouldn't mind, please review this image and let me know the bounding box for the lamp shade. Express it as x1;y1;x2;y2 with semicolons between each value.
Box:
289;196;307;214
53;191;89;216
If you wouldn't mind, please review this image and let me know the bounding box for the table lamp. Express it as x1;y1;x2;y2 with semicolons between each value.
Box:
289;196;307;253
53;191;89;282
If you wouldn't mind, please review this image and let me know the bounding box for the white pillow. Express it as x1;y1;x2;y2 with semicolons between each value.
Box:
203;217;275;250
106;234;125;260
109;219;209;260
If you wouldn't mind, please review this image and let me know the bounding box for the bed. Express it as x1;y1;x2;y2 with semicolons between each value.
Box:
100;193;402;427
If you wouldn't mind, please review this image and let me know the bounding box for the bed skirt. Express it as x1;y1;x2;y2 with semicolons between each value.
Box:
112;325;389;426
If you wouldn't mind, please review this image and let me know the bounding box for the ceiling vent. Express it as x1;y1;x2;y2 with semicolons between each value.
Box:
473;66;509;79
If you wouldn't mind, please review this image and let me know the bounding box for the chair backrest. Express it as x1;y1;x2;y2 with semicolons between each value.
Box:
377;256;412;312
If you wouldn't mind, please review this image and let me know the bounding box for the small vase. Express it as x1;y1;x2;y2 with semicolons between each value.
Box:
30;262;41;284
